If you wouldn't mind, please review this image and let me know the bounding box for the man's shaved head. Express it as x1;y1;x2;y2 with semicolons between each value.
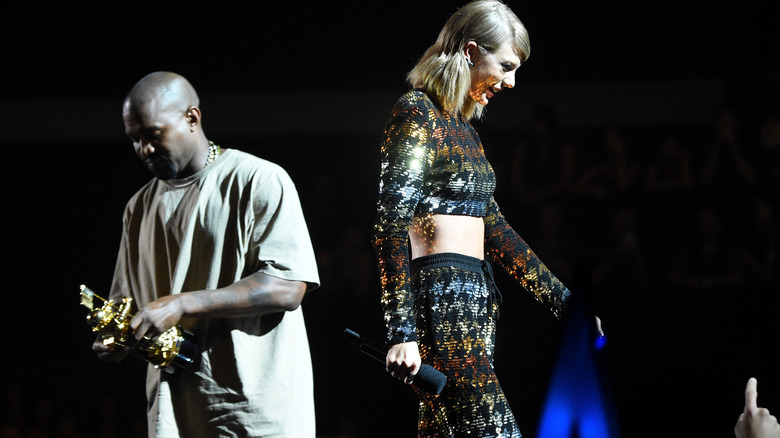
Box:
124;71;200;115
123;72;209;180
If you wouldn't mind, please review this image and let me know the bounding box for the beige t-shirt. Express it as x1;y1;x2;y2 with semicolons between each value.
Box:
110;149;320;437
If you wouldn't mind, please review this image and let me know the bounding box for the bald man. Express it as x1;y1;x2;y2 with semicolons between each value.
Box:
93;72;320;437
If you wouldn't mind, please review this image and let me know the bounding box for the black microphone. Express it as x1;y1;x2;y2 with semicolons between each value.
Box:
343;328;447;395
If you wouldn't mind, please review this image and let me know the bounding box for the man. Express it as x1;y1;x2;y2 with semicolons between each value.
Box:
93;71;320;437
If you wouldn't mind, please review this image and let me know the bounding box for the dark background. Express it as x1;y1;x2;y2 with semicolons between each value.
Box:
2;1;780;437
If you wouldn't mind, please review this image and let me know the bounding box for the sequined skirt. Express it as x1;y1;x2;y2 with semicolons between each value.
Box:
410;252;521;438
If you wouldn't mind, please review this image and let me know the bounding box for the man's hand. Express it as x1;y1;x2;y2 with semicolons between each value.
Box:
122;273;307;344
92;335;130;363
735;377;780;438
130;294;185;342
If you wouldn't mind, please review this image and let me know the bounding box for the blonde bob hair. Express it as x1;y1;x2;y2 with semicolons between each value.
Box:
407;0;530;120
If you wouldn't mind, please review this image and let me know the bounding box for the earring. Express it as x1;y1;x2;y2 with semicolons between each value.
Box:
467;59;474;67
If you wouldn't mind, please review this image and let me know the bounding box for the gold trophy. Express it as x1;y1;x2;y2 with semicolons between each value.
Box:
79;284;197;373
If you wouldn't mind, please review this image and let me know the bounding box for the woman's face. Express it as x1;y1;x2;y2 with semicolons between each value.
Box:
467;41;521;106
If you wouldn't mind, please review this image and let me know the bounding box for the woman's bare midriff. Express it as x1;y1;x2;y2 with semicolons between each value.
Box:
409;214;485;260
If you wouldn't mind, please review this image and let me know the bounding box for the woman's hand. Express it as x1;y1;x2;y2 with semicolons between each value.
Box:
386;341;421;385
595;316;604;337
735;378;780;438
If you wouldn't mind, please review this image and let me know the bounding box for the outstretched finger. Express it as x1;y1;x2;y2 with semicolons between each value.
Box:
744;377;758;414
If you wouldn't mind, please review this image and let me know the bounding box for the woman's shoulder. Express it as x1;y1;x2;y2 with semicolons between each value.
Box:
389;89;445;122
393;89;437;110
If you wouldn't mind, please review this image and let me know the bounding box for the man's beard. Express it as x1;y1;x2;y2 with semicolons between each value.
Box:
148;154;178;180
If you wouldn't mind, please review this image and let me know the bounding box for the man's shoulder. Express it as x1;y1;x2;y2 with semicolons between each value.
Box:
222;149;277;169
218;149;292;185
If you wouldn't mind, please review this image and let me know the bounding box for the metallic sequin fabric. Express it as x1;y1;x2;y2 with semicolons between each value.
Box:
412;253;521;437
374;90;498;347
373;90;571;437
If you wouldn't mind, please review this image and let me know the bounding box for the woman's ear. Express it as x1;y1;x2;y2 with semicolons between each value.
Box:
464;41;479;66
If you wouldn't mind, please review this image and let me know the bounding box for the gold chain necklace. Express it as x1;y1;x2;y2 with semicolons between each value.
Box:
205;141;221;167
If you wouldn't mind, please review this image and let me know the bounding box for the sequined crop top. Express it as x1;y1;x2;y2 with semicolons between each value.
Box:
373;90;571;346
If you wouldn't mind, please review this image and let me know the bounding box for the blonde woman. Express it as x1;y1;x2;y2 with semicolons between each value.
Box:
373;1;573;436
